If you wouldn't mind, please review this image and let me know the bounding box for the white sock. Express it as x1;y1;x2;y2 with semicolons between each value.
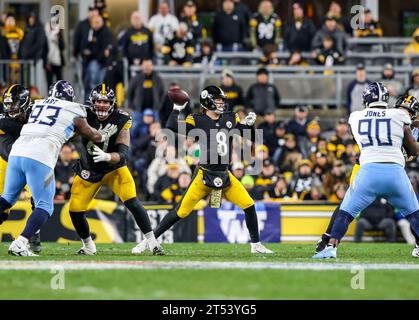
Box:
82;236;94;247
17;235;29;245
144;231;156;240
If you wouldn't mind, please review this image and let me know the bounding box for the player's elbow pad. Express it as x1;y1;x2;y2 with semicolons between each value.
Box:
116;144;129;163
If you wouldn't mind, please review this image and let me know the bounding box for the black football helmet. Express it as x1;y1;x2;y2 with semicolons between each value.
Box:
48;80;75;102
395;95;419;120
89;83;116;119
2;84;30;121
200;85;227;114
362;82;389;108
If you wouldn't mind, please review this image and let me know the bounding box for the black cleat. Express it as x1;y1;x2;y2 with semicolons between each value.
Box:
315;233;331;253
29;232;42;253
152;246;165;256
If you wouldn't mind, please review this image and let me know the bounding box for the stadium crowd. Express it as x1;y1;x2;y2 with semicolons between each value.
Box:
0;0;418;214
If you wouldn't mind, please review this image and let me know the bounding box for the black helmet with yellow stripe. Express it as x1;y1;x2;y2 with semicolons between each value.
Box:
89;83;115;120
2;84;30;121
395;95;419;120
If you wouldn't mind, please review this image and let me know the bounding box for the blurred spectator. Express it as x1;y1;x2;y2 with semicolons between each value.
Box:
193;40;214;65
131;108;155;140
259;44;280;66
147;144;191;195
241;175;256;197
328;182;347;202
354;198;396;243
180;1;205;47
233;0;252;37
274;134;302;173
249;0;281;50
212;0;245;52
127;59;165;114
253;159;278;200
323;159;348;197
95;0;111;27
219;69;244;109
153;162;181;201
121;11;153;73
73;6;100;70
162;22;194;66
161;171;192;203
246;67;280;115
258;109;277;157
148;1;179;52
287;50;309;66
231;162;245;180
269;175;291;200
354;8;383;38
43;13;65;87
299;119;322;159
283;2;316;52
406;69;419;100
311;15;347;53
2;14;24;83
322;1;351;34
313;36;344;68
380;63;404;106
19;13;46;63
327;118;352;159
346;63;370;113
303;185;327;201
286;105;309;138
81;15;113;100
289;159;314;200
55;144;76;200
312;151;330;182
404;27;419;64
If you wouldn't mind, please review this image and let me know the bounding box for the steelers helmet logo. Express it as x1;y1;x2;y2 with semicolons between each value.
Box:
226;121;232;128
81;170;91;180
213;177;223;188
201;90;208;99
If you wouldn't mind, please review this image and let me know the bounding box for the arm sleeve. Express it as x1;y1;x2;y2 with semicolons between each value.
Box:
166;111;194;135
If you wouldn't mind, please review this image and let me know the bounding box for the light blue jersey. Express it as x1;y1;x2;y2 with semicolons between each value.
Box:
341;108;419;217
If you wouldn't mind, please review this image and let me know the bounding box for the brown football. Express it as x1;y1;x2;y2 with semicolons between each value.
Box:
167;87;190;105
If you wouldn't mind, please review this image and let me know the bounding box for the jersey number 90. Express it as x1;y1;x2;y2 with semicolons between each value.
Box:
358;118;392;148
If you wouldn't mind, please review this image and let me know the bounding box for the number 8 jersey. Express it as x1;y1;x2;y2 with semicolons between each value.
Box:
10;98;87;169
349;108;411;167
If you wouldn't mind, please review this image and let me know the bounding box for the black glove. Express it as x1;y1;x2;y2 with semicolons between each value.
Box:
0;212;9;225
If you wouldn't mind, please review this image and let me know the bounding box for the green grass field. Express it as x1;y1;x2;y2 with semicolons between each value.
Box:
0;242;419;300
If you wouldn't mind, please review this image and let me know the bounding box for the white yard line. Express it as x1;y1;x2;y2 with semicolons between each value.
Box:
0;260;419;270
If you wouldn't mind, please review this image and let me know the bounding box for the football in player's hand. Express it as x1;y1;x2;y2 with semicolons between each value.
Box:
167;87;190;105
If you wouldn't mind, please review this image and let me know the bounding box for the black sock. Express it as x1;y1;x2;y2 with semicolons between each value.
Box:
244;205;260;243
411;226;419;246
154;210;181;239
70;211;90;239
124;198;153;234
21;208;49;239
330;210;354;241
325;205;340;235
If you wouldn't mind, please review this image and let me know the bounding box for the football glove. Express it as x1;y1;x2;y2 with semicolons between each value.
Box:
99;123;118;143
92;145;112;163
173;102;188;112
245;112;257;126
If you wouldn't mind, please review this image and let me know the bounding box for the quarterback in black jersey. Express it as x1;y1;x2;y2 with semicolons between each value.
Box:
132;85;273;254
0;84;42;252
69;84;163;255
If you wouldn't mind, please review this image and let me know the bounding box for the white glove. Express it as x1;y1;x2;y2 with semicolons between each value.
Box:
173;102;188;112
99;123;118;142
92;145;111;163
245;112;257;126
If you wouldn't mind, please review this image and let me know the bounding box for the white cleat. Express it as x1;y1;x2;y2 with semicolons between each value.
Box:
132;239;148;254
8;239;38;257
148;238;165;256
412;245;419;258
251;242;274;254
76;243;97;256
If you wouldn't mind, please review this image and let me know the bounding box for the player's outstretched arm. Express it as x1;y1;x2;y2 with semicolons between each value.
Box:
403;125;419;158
74;117;107;144
166;102;193;135
92;128;130;165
